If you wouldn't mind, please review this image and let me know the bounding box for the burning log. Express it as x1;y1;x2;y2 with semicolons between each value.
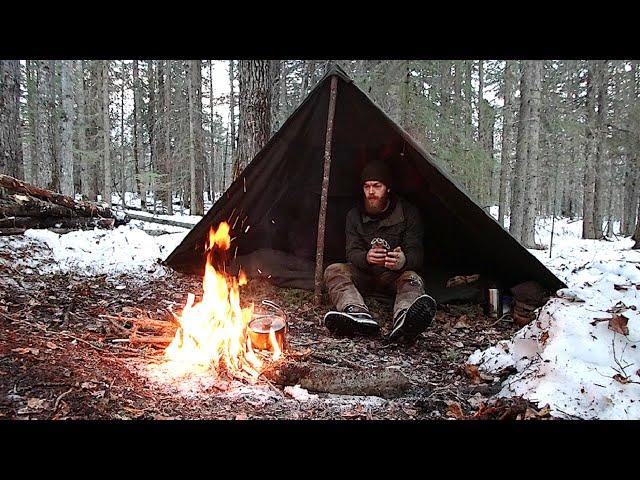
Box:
263;361;411;398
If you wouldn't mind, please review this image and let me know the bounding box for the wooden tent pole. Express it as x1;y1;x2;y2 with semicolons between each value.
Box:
314;75;339;306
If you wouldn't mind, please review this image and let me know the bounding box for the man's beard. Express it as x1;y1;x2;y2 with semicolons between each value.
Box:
364;193;390;215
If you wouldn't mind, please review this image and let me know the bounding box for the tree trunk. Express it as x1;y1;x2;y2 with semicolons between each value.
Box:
478;60;484;146
270;60;282;135
187;60;204;216
155;61;167;212
582;62;598;239
146;60;156;209
208;60;216;202
102;60;111;206
25;60;38;184
0;60;23;179
593;60;608;239
59;61;75;196
132;60;144;207
521;61;542;248
235;60;272;177
228;60;236;168
36;61;53;189
165;60;173;215
75;60;93;200
498;61;515;228
510;62;530;242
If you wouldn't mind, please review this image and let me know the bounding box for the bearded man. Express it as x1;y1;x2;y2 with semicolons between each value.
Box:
323;160;437;343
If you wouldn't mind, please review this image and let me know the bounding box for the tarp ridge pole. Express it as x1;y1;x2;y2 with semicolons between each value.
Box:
314;75;339;307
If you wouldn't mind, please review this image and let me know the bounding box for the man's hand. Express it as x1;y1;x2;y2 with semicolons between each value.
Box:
366;247;387;266
385;247;406;271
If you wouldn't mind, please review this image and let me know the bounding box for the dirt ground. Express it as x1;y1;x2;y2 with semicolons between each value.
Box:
0;253;551;420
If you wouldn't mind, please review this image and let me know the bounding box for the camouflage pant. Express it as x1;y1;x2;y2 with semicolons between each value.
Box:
323;263;426;325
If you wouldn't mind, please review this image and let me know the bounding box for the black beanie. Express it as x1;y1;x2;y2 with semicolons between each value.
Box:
360;161;392;188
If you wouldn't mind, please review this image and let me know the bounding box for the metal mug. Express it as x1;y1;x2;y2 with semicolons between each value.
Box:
487;288;502;318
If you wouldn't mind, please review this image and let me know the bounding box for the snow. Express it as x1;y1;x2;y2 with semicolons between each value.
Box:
1;224;190;277
469;213;640;419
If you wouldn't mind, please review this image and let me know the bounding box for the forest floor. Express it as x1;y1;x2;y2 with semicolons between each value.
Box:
0;242;549;420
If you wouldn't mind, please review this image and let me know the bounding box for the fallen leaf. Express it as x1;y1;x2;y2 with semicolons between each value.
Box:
608;314;629;336
540;331;549;345
115;285;126;290
81;382;94;390
453;315;471;329
45;341;59;350
234;413;248;420
613;374;630;384
453;341;464;348
446;402;464;419
463;364;483;384
537;405;551;417
12;347;39;356
27;398;47;410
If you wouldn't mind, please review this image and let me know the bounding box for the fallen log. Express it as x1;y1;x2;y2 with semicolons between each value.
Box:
0;227;78;236
0;173;113;218
0;216;115;230
126;212;195;229
0;194;78;218
263;361;412;398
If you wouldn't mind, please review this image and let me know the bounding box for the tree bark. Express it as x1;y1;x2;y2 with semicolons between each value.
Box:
102;61;111;206
498;61;516;228
228;60;236;169
593;60;608;238
510;62;530;242
521;61;542;248
0;60;23;179
132;60;144;207
263;361;411;398
75;61;93;201
59;61;75;196
36;61;53;189
165;60;173;215
582;62;599;239
235;60;272;177
187;60;204;216
25;60;37;184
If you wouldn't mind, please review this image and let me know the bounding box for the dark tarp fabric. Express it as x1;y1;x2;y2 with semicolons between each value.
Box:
164;64;566;303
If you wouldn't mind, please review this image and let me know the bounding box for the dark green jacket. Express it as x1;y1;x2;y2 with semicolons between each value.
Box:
345;196;424;275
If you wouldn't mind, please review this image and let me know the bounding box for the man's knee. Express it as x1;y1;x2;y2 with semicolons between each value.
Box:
324;262;351;283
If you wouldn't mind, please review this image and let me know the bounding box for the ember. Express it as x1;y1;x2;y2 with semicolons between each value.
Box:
164;222;281;377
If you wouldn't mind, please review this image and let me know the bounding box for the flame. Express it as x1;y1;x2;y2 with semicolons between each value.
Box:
164;222;280;377
268;327;282;361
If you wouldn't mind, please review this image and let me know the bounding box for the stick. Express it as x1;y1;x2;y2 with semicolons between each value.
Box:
313;75;339;307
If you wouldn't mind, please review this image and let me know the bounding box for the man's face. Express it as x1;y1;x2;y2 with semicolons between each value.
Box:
363;181;389;214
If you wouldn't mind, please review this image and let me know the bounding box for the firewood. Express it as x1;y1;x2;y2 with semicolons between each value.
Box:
263;361;411;398
0;216;114;230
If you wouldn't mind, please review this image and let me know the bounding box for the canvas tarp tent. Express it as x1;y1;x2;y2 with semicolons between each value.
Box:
164;64;565;303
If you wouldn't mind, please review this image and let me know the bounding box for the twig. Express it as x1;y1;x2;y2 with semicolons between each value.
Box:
259;373;285;399
54;388;73;411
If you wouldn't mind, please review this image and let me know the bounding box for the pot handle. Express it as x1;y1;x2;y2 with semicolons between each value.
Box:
261;300;288;328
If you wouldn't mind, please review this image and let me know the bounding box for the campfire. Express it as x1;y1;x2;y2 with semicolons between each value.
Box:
164;222;282;377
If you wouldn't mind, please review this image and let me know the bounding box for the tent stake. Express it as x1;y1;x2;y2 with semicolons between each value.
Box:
314;75;339;306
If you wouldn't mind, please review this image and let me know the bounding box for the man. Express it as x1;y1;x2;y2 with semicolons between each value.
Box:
323;160;437;343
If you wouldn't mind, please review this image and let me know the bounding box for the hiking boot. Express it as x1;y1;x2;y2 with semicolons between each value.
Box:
388;294;437;343
324;305;380;337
